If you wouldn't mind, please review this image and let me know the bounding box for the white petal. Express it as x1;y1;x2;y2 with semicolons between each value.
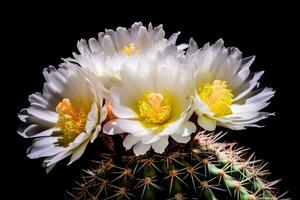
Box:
68;140;89;165
113;119;150;136
214;47;242;82
85;102;98;134
27;137;63;159
197;114;216;131
133;142;151;156
72;132;89;145
110;102;138;118
18;125;58;138
44;150;72;167
28;144;65;159
171;135;191;143
151;136;169;154
193;95;214;116
123;134;140;150
233;71;264;101
174;121;196;137
27;106;57;124
141;134;160;144
28;92;51;109
100;104;108;124
45;163;56;173
229;56;255;90
90;124;102;143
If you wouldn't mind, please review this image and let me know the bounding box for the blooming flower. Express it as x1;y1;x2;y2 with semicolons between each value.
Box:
190;39;275;130
18;62;106;172
72;22;187;90
103;46;196;156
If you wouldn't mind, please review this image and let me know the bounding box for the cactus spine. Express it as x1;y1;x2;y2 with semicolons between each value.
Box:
66;132;287;200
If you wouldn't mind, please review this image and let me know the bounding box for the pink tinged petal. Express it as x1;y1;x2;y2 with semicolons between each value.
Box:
18;109;28;122
167;32;180;45
151;136;169;154
116;27;131;47
177;43;188;51
130;22;143;39
151;24;165;41
133;142;151;156
68;140;89;165
85;103;98;134
197;115;217;131
123;134;140;150
186;38;198;57
136;26;150;49
88;38;101;52
77;39;90;54
103;120;124;135
100;35;116;55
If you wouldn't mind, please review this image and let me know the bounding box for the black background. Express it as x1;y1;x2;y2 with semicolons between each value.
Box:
3;2;299;199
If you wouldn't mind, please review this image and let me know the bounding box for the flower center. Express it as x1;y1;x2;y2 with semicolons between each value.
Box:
138;91;171;124
198;80;233;117
56;98;87;138
122;43;137;56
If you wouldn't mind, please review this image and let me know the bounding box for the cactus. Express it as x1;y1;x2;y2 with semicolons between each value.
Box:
66;132;287;200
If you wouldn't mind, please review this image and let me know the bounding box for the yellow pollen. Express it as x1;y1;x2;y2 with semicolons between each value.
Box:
198;80;233;117
56;98;87;138
122;43;136;56
138;91;171;124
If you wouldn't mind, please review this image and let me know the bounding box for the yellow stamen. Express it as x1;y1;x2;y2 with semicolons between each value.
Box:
198;80;233;117
56;98;87;138
138;91;171;124
122;43;136;56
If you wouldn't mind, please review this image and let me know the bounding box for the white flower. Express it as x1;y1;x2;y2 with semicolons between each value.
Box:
190;39;275;131
18;62;106;172
71;22;187;89
103;46;196;156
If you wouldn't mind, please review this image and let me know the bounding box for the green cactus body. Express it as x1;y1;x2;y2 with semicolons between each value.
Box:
66;132;284;200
